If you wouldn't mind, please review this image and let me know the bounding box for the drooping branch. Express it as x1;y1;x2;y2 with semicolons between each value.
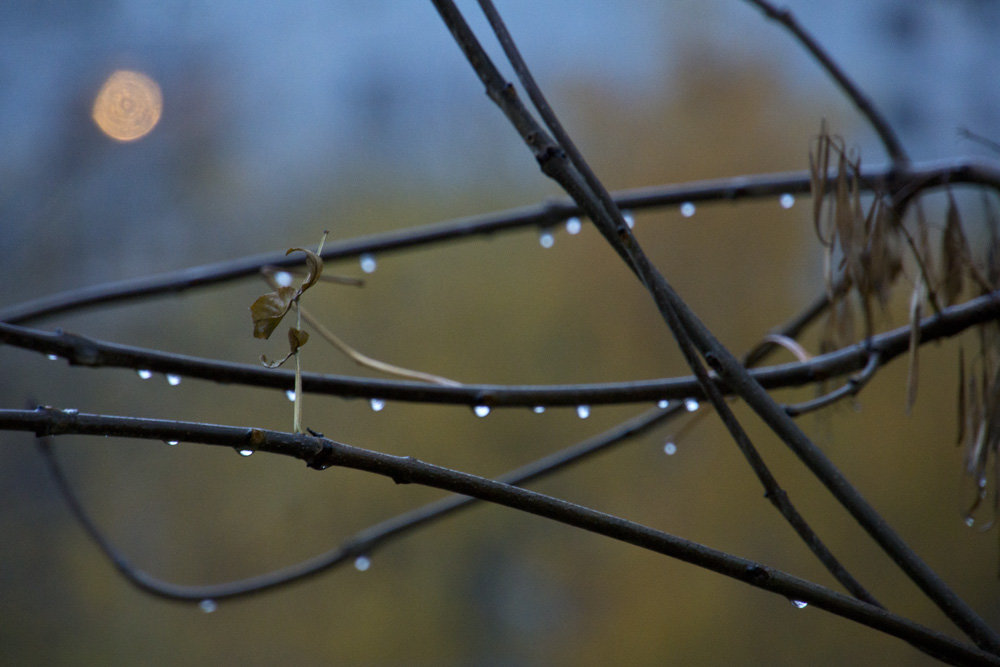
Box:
4;407;996;666
2;290;997;408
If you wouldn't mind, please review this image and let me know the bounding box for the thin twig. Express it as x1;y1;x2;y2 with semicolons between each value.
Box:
10;409;996;666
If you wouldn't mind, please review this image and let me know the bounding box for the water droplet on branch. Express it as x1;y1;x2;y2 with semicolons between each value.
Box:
576;405;590;419
680;202;696;218
354;555;371;572
165;440;179;446
565;217;581;235
274;271;293;287
359;254;377;274
166;374;182;386
532;406;546;414
657;400;670;409
684;398;700;412
369;398;386;412
790;599;808;609
46;354;59;361
136;369;153;380
199;599;217;613
623;211;635;229
285;389;296;402
779;193;795;209
473;405;491;418
237;449;254;457
663;442;677;456
539;230;555;248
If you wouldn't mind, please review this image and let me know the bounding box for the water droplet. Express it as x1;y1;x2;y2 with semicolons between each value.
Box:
166;374;182;386
285;389;296;402
359;253;377;274
238;449;254;457
965;515;976;528
473;405;491;418
165;440;179;446
657;400;670;409
136;369;153;380
977;475;987;489
779;193;795;209
576;405;590;419
532;406;546;414
199;599;217;614
663;442;677;456
354;555;371;572
680;202;696;218
369;398;385;412
565;217;581;235
684;398;700;412
623;210;635;229
274;271;293;287
61;408;79;415
539;230;555;248
790;599;808;609
46;354;59;361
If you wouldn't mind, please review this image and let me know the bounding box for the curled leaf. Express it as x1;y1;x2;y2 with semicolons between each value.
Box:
287;327;310;353
251;286;298;339
287;247;324;292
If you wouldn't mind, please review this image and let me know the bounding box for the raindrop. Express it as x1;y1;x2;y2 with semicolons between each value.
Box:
684;398;700;412
274;271;293;287
285;389;296;402
779;193;795;209
576;405;590;419
680;202;696;218
165;440;179;446
369;398;386;412
663;442;677;456
136;369;153;380
359;253;377;274
354;555;371;572
623;210;635;229
965;516;976;528
565;217;582;235
238;449;254;457
790;600;808;609
199;599;217;614
539;230;555;248
657;399;670;409
473;405;491;418
46;354;59;361
166;374;182;386
532;406;546;414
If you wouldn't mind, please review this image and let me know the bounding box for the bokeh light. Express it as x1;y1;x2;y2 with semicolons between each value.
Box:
91;69;163;142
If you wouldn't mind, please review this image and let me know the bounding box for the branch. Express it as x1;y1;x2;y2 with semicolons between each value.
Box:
743;0;908;165
2;291;996;407
5;408;995;666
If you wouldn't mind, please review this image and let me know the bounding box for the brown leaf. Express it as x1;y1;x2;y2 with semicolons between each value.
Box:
250;286;298;339
287;327;310;353
905;275;924;414
942;192;970;305
286;247;324;292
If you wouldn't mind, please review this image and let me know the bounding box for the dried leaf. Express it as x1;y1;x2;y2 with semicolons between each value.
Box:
250;286;298;339
958;347;966;446
286;247;324;292
287;327;310;353
905;275;924;414
942;191;970;305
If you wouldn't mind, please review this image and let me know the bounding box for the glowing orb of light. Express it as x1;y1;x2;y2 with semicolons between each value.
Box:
91;70;163;142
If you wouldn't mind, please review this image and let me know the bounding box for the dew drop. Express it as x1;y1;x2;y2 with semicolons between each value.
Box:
473;405;491;418
965;515;976;528
657;399;670;409
165;440;179;446
539;230;555;249
199;599;217;614
532;406;546;414
274;271;294;287
576;405;590;419
623;210;635;229
238;449;254;457
680;202;696;218
136;369;153;380
166;374;182;386
663;442;677;456
779;193;795;209
791;599;808;609
354;555;371;572
46;354;59;361
285;389;296;402
369;398;386;412
565;217;581;235
359;253;377;274
684;398;700;412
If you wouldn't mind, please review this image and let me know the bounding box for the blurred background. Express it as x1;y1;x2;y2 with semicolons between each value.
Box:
2;1;1000;664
